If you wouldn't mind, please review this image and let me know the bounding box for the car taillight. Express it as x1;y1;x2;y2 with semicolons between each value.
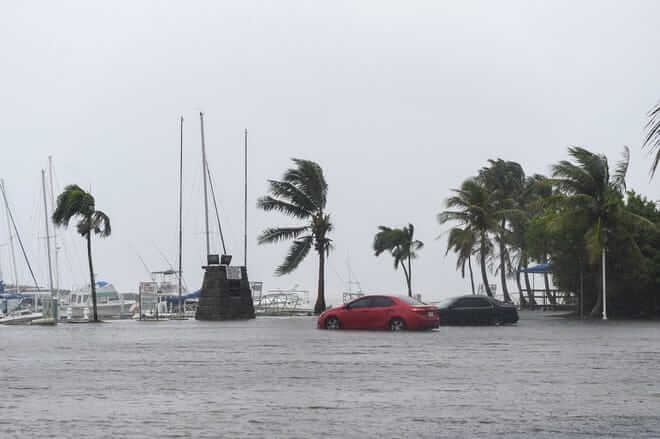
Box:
412;307;436;315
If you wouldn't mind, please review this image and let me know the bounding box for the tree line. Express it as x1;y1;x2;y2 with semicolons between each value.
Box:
259;101;660;317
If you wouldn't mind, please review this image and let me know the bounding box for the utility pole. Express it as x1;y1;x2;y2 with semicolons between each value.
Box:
178;116;184;318
602;248;607;320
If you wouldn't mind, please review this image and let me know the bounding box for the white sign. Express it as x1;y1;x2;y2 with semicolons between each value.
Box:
226;266;242;280
139;282;157;294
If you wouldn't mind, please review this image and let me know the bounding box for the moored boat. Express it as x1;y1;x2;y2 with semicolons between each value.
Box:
63;281;134;320
0;309;44;325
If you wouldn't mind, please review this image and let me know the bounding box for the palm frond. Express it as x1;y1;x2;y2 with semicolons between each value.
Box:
267;179;318;213
275;236;313;276
258;226;309;245
643;101;660;177
257;196;311;220
437;210;469;225
90;210;111;237
611;145;629;193
52;185;95;227
283;158;328;209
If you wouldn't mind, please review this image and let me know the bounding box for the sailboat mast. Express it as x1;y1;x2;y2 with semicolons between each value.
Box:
200;112;210;257
1;179;20;294
244;128;248;268
178;116;184;318
206;166;227;255
48;156;60;300
41;170;54;298
1;180;40;292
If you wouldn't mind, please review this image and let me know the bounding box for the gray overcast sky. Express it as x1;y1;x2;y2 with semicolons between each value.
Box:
2;0;660;304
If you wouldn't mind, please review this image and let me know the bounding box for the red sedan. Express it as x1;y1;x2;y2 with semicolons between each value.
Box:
317;295;439;331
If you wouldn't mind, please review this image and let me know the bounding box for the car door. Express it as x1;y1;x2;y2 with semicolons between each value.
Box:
449;298;472;324
369;296;396;329
450;297;493;324
469;297;495;324
342;297;374;329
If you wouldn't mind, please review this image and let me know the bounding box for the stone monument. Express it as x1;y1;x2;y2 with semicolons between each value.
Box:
195;254;256;320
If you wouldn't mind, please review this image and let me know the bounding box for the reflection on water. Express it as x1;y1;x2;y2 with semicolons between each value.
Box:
2;313;660;438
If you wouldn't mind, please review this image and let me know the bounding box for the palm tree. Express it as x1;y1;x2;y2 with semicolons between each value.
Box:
509;174;552;306
52;185;111;322
373;224;423;297
257;158;331;314
478;159;525;303
552;146;653;317
445;227;477;294
644;101;660;176
438;178;497;297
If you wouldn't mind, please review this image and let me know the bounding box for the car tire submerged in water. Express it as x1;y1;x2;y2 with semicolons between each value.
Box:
389;318;406;331
325;316;340;329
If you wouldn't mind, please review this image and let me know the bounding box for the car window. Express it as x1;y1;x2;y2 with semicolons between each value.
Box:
455;297;491;308
433;298;455;309
348;297;372;309
485;297;505;306
454;298;470;307
370;296;395;308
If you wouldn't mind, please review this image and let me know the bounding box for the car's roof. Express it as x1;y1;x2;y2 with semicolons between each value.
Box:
353;293;398;298
445;295;513;306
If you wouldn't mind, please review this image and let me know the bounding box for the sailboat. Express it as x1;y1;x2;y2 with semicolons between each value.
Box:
137;116;188;320
29;170;57;325
0;173;53;325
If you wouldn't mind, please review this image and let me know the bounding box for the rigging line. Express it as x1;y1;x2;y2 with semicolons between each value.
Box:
136;252;152;277
0;181;40;291
152;242;175;271
206;164;227;255
328;259;345;284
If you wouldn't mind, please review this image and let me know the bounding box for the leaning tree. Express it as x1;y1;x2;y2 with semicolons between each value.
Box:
373;224;423;297
52;185;111;322
257;158;332;314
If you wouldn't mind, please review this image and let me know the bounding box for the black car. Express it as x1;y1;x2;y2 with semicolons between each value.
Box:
434;295;518;325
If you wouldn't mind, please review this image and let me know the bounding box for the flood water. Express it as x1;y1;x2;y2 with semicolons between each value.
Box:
2;312;660;438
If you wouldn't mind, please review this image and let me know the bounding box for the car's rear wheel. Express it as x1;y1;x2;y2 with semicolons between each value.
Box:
389;318;406;331
325;316;341;329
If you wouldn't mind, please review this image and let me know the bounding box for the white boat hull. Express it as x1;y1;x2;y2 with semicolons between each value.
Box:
0;311;44;325
65;302;135;320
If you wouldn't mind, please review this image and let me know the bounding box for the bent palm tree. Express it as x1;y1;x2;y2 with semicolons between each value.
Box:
552;146;653;316
52;185;111;322
445;227;477;294
478;159;525;303
257;158;331;314
439;178;497;297
509;174;552;306
373;224;423;297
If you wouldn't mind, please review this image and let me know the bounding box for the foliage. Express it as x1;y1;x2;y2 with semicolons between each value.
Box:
52;185;111;322
445;227;477;294
373;224;423;297
441;146;660;317
257;158;331;314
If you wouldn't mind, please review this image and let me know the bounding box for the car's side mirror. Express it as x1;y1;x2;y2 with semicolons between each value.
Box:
344;304;350;310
